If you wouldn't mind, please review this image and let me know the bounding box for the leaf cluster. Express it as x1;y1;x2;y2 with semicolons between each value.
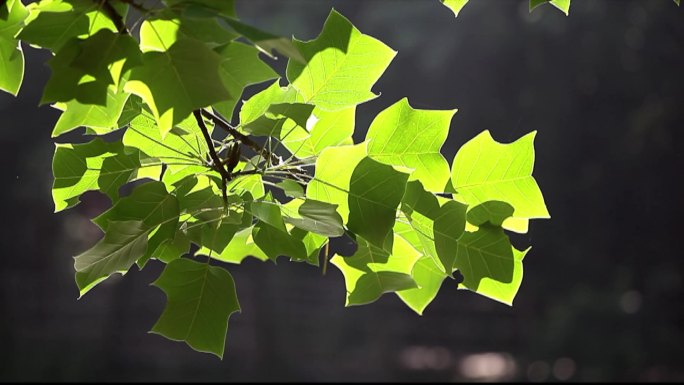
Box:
0;0;558;357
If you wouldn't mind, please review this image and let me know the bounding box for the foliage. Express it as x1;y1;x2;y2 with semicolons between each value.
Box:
0;0;624;358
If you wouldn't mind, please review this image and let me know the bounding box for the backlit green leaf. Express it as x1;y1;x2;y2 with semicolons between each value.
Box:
286;10;396;111
347;157;409;249
451;130;550;230
152;258;240;358
366;98;455;192
125;37;230;135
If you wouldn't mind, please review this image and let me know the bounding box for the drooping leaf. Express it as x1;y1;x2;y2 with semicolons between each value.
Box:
286;10;396;111
74;220;149;296
151;258;240;359
347;157;409;249
366;98;455;192
331;234;421;306
125;37;230;135
451;130;550;230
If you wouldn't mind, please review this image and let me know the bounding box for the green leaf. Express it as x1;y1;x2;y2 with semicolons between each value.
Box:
93;181;179;230
0;36;23;95
125;37;230;135
93;181;180;265
451;130;550;228
467;247;529;306
213;41;278;119
331;234;421;306
396;255;447;315
18;0;124;51
433;200;468;272
307;142;368;222
41;38;108;105
74;220;149;296
529;0;571;15
347;157;409;249
70;29;142;88
286;10;396;111
276;179;304;199
124;110;207;174
239;80;298;126
151;258;240;359
242;102;314;138
467;201;515;227
282;199;345;237
0;0;28;95
454;224;515;293
291;228;328;266
281;106;355;159
211;226;268;264
252;221;308;262
441;0;469;16
52;89;130;137
366;98;455;192
140;10;238;52
52;138;158;212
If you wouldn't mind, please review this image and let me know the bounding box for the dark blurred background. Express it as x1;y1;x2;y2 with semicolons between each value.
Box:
1;0;684;381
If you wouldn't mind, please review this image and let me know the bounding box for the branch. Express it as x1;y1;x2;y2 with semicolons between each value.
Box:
193;110;232;204
98;0;129;34
200;109;281;166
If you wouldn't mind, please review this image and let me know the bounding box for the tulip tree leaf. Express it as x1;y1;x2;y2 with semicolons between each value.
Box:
451;130;550;226
151;258;240;359
125;37;230;135
286;10;396;111
366;98;455;192
347;157;409;249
